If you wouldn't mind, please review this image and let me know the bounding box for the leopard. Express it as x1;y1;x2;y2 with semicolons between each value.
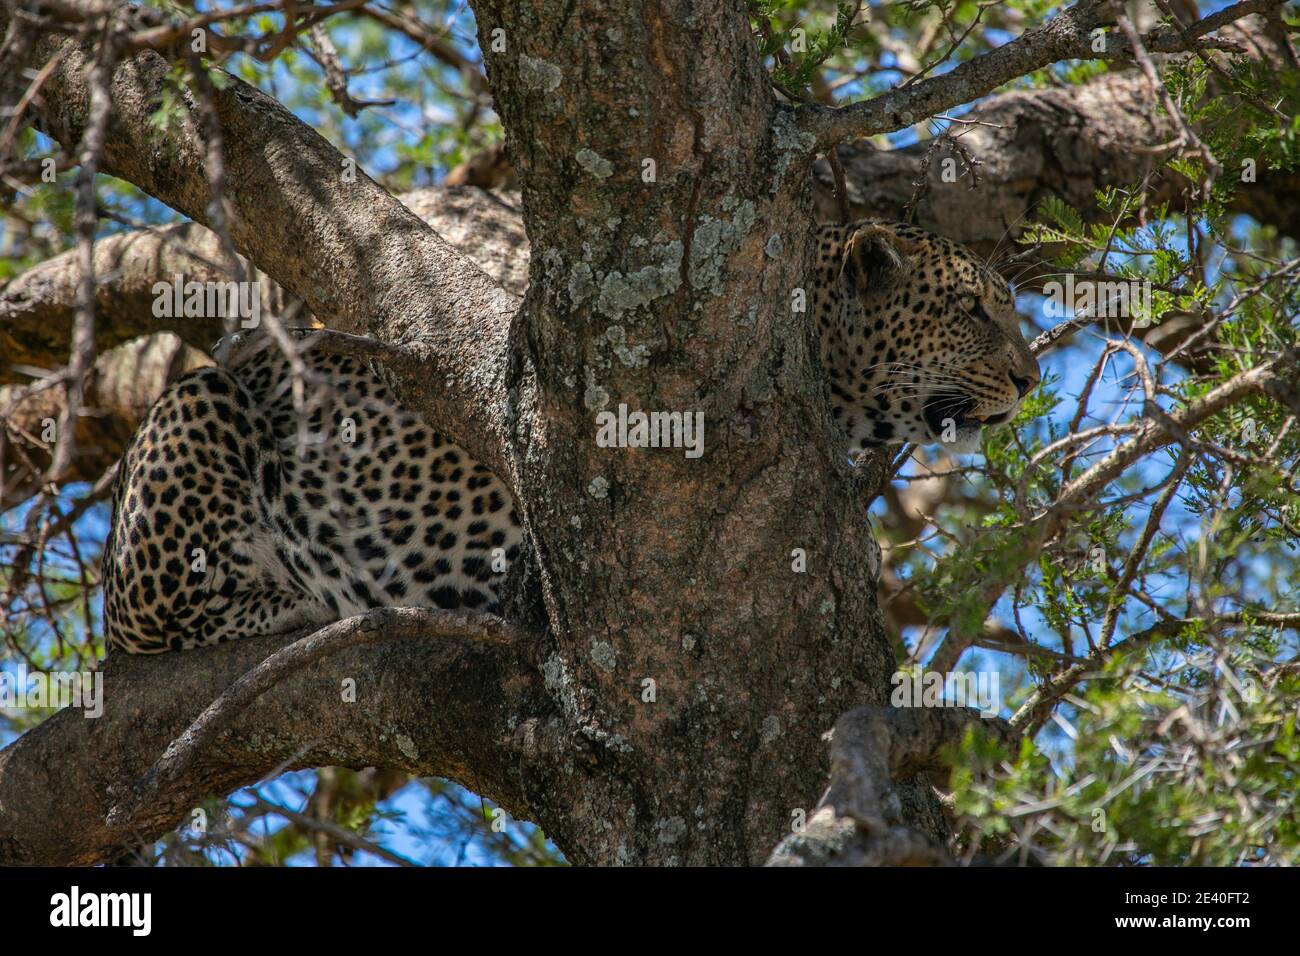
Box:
102;219;1038;654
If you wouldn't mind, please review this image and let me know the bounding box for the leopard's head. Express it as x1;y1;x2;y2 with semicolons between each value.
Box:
814;220;1040;452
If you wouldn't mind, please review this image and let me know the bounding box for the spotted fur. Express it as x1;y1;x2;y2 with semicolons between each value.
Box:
103;334;522;653
811;220;1040;451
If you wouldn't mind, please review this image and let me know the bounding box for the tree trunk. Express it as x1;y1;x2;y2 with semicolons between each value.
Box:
460;0;907;864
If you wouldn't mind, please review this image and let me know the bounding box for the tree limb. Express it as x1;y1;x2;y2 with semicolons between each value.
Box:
766;705;1017;866
798;0;1276;149
107;606;534;829
0;611;561;865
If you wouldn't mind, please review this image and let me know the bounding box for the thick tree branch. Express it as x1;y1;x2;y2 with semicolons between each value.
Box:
107;606;534;830
0;223;246;383
766;705;1017;866
0;186;530;384
0;612;562;865
814;67;1300;251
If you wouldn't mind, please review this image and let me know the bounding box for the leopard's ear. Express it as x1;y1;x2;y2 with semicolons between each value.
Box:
841;223;923;294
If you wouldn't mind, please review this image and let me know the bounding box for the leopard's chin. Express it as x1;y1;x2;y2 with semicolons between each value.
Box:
945;429;983;454
921;394;975;438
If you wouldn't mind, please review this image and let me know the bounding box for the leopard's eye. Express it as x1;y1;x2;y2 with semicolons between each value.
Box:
960;295;992;322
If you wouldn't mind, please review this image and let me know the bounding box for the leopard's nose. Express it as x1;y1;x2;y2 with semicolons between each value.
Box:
1010;371;1035;398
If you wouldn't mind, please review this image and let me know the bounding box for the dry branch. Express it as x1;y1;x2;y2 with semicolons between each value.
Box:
766;705;1016;866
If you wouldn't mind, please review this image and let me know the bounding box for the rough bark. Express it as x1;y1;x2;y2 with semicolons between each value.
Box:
0;610;559;865
458;0;906;864
766;706;1016;867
